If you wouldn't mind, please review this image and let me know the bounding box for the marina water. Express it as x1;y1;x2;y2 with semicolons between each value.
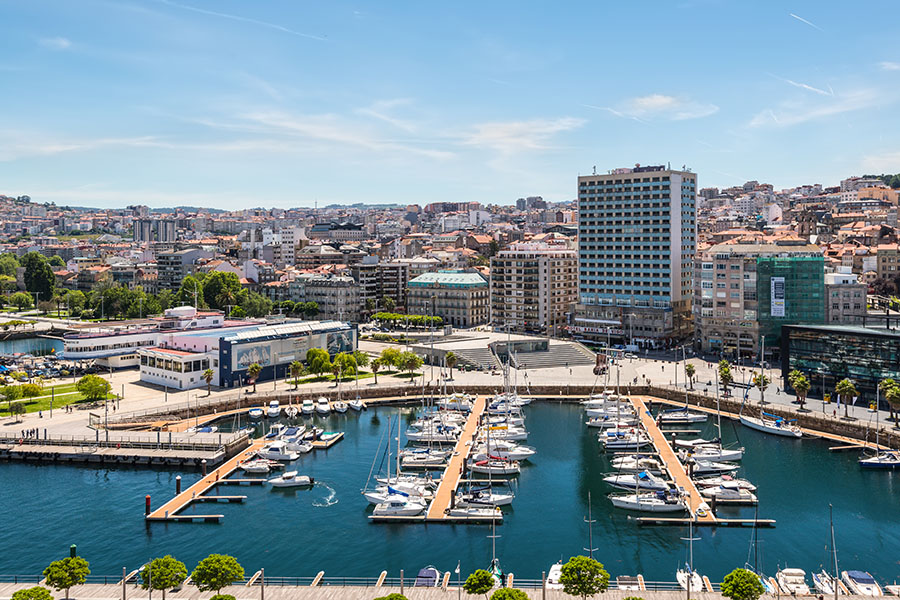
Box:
2;402;898;582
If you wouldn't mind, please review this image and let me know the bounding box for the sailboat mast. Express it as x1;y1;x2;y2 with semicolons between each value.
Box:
830;504;838;600
584;491;597;559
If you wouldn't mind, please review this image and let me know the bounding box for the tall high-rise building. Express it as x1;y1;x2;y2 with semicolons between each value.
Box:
573;165;696;348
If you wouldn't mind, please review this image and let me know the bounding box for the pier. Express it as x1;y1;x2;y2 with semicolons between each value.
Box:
629;396;717;524
145;439;267;523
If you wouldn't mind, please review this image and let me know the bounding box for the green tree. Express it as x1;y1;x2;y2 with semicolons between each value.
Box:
177;275;204;308
333;352;357;381
718;359;733;396
203;272;242;310
373;595;407;600
230;306;246;318
352;350;370;372
1;384;22;412
141;556;188;600
364;298;377;314
289;360;303;389
302;301;319;319
491;589;528;600
247;363;262;393
209;595;236;600
42;556;90;600
190;554;244;596
558;555;609;600
370;358;382;384
20;383;41;398
381;296;396;312
488;239;500;256
379;347;401;372
10;401;26;421
886;384;900;428
399;351;423;379
684;363;695;389
720;568;765;600
792;372;811;411
445;351;458;379
202;369;214;396
11;291;33;311
834;378;859;418
241;291;272;318
48;255;66;268
22;252;55;302
11;586;53;600
463;570;495;599
306;348;332;377
0;253;19;277
76;374;111;401
752;373;770;405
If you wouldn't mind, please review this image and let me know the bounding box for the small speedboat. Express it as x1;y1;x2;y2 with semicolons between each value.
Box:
676;565;704;592
372;494;427;516
257;441;299;461
268;471;314;488
812;571;839;596
284;406;299;419
349;399;365;411
302;427;323;441
189;426;218;434
547;562;564;590
415;566;441;587
301;399;315;415
601;430;652;450
267;400;282;418
333;401;348;414
248;408;264;420
603;470;669;492
264;423;286;439
777;568;810;596
315;397;331;415
319;431;342;443
609;491;686;512
842;570;883;596
240;459;273;473
859;450;900;469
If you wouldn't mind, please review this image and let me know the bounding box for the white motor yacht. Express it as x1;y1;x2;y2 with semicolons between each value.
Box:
841;570;882;596
349;399;365;411
776;568;811;596
301;399;315;415
333;401;348;414
546;562;564;590
240;459;273;473
610;455;664;474
603;470;669;492
264;423;287;439
315;397;331;415
372;494;427;516
267;400;281;418
268;471;314;488
248;408;264;420
257;441;299;461
609;491;687;512
601;430;652;450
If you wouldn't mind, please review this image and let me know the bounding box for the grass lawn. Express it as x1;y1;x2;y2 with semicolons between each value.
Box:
0;381;116;416
294;371;376;385
392;372;423;380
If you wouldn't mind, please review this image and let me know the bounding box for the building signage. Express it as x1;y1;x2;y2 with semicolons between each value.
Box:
771;276;785;317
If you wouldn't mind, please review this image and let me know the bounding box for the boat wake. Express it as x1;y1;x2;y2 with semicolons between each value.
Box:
312;482;338;507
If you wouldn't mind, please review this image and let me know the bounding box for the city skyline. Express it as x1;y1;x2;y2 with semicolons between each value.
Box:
2;0;899;208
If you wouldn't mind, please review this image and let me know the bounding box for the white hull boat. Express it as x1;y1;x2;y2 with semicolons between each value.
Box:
445;506;503;520
659;409;708;424
586;416;638;429
859;450;900;469
687;459;739;476
777;568;810;596
333;401;348;414
603;471;669;492
258;441;299;461
248;408;264;420
740;414;802;438
674;437;719;449
315;398;331;415
812;571;839;596
482;426;528;441
402;453;449;468
842;570;882;596
376;474;439;488
319;431;342;443
547;563;564;590
372;495;427;516
475;443;536;461
284;406;299;419
349;399;365;411
468;459;520;475
610;455;664;474
268;470;314;488
267;401;282;418
679;446;744;462
406;429;459;443
677;567;704;592
363;485;430;505
455;491;515;507
699;482;757;503
610;492;687;512
439;394;473;411
240;459;274;473
694;475;756;492
586;406;635;419
602;432;652;450
301;400;315;415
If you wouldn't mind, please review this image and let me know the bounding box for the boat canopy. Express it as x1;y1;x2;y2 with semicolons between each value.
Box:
847;571;876;584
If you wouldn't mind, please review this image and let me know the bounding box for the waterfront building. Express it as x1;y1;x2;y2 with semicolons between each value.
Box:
781;324;900;403
573;165;697;348
693;240;824;358
407;270;489;328
824;267;867;325
490;241;577;335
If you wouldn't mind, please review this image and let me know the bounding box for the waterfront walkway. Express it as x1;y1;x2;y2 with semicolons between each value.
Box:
630;395;716;524
426;395;487;521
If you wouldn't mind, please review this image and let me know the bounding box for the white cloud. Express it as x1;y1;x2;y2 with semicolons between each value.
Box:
155;0;327;42
748;89;883;128
880;62;900;71
780;77;832;96
39;37;71;50
596;94;718;121
355;99;417;133
861;151;900;173
460;117;585;153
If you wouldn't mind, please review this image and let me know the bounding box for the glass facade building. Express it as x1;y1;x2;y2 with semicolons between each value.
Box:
781;324;900;405
756;256;825;344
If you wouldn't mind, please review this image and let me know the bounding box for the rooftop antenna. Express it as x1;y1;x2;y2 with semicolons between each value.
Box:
592;165;597;175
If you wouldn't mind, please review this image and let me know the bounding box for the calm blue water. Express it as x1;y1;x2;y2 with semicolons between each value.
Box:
1;403;898;583
0;336;63;356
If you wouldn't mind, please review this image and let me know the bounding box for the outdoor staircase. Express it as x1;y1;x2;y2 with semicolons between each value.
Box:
453;347;500;370
513;344;595;370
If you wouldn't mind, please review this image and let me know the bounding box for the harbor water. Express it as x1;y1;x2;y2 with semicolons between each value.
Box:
1;402;898;582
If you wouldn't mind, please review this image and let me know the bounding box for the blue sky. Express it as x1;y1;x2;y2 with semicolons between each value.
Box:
1;0;899;208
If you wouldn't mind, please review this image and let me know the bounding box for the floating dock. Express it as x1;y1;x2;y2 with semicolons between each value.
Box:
145;439;267;523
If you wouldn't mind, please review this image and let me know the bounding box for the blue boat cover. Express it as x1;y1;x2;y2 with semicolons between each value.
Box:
848;571;875;584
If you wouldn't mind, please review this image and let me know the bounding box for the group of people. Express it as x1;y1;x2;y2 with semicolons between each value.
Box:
20;428;40;439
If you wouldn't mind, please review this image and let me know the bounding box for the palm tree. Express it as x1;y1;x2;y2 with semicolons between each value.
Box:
885;385;900;428
752;373;770;405
684;363;695;390
202;368;214;396
793;373;810;411
834;378;858;419
289;361;303;390
216;288;237;315
718;359;733;396
879;378;897;422
247;362;261;393
445;351;458;380
371;358;382;385
331;362;341;387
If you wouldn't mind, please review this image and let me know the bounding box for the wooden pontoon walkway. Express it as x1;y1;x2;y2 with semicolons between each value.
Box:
145;438;267;522
629;396;716;524
425;395;487;521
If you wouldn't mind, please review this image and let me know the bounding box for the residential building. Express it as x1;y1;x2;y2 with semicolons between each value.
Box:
291;275;361;322
824;267;867;324
407;270;489;328
490;241;577;335
574;165;697;347
693;240;825;358
156;248;212;291
349;258;409;312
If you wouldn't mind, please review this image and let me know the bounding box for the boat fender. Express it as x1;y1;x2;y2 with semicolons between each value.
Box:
310;477;315;484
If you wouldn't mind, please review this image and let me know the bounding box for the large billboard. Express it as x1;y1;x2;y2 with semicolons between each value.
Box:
234;343;272;369
770;276;785;317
